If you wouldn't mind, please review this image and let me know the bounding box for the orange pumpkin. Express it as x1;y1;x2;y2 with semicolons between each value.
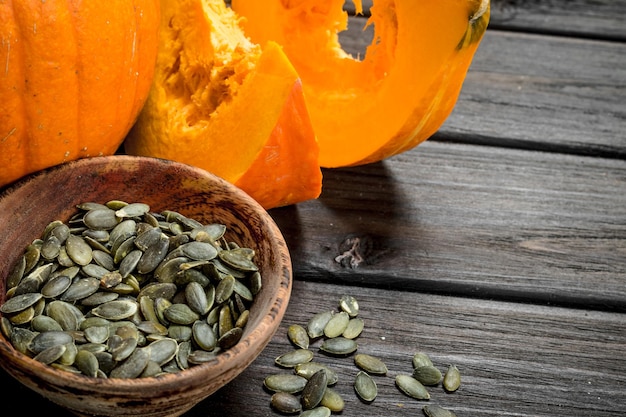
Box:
0;0;160;188
231;0;490;167
124;0;322;209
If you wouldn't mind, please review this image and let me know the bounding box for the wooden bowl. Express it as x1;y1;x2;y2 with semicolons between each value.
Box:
0;156;292;417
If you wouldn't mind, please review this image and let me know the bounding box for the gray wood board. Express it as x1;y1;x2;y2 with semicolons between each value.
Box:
344;0;626;41
193;281;626;416
269;140;626;311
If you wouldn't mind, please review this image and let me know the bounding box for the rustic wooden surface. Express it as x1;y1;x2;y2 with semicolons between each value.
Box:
2;1;625;416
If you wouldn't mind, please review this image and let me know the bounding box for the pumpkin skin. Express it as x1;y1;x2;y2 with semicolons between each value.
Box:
231;0;490;168
124;0;322;209
0;0;160;188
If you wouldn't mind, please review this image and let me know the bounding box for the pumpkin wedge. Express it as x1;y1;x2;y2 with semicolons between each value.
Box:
0;0;160;188
231;0;490;167
124;0;322;209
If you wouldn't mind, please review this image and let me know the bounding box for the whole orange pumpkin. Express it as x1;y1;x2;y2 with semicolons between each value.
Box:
0;0;160;188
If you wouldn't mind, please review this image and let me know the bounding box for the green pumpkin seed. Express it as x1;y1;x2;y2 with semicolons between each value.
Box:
443;364;461;392
354;371;377;402
413;365;443;386
307;310;334;339
423;405;458;417
354;353;388;375
342;317;364;339
320;337;357;356
287;324;310;349
270;392;302;414
300;407;331;417
294;362;339;385
264;373;309;394
301;369;328;410
275;349;315;368
395;374;430;400
323;311;349;338
319;387;345;412
412;352;433;369
0;292;43;314
339;295;359;317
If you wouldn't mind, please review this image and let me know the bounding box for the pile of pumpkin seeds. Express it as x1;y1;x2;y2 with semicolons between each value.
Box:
264;295;463;416
0;201;261;379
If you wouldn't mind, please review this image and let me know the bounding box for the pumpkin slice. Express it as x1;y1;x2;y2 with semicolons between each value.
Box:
124;0;322;209
231;0;490;167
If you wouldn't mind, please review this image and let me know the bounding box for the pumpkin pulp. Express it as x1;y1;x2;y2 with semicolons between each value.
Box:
231;0;490;167
124;0;322;209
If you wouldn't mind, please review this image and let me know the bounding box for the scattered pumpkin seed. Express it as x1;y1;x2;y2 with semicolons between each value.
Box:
354;371;377;402
264;373;309;394
413;365;443;386
301;369;328;410
270;392;302;414
412;352;434;369
443;364;461;392
396;374;431;400
320;336;358;356
354;353;388;375
423;404;458;417
275;349;315;368
287;323;309;349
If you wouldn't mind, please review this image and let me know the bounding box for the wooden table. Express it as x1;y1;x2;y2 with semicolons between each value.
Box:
3;1;625;416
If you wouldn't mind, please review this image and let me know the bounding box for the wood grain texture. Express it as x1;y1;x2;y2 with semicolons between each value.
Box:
345;0;626;41
268;140;626;311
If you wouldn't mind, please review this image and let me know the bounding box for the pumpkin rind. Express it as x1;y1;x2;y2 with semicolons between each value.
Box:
0;0;160;188
124;0;322;209
231;0;490;167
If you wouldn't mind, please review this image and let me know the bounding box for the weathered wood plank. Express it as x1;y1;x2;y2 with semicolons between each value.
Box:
268;140;626;311
339;23;626;158
159;281;626;416
345;0;626;41
4;281;624;416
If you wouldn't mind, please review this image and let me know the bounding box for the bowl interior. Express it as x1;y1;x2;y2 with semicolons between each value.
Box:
0;155;292;416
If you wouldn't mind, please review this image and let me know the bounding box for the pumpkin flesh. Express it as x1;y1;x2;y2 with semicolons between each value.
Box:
0;0;160;188
231;0;490;167
124;0;322;209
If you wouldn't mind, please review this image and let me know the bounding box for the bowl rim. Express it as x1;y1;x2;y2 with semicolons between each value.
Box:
0;155;292;392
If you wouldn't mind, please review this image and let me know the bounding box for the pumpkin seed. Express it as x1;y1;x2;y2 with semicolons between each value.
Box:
354;353;388;375
300;407;331;417
342;317;364;339
339;295;359;317
413;365;443;386
0;292;43;314
287;324;310;349
423;405;458;417
270;392;302;414
275;349;315;368
319;387;345;412
412;352;434;369
294;362;339;385
323;311;349;338
302;369;328;410
354;371;377;402
306;310;334;339
320;337;357;356
264;373;309;394
395;374;430;400
443;364;461;392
